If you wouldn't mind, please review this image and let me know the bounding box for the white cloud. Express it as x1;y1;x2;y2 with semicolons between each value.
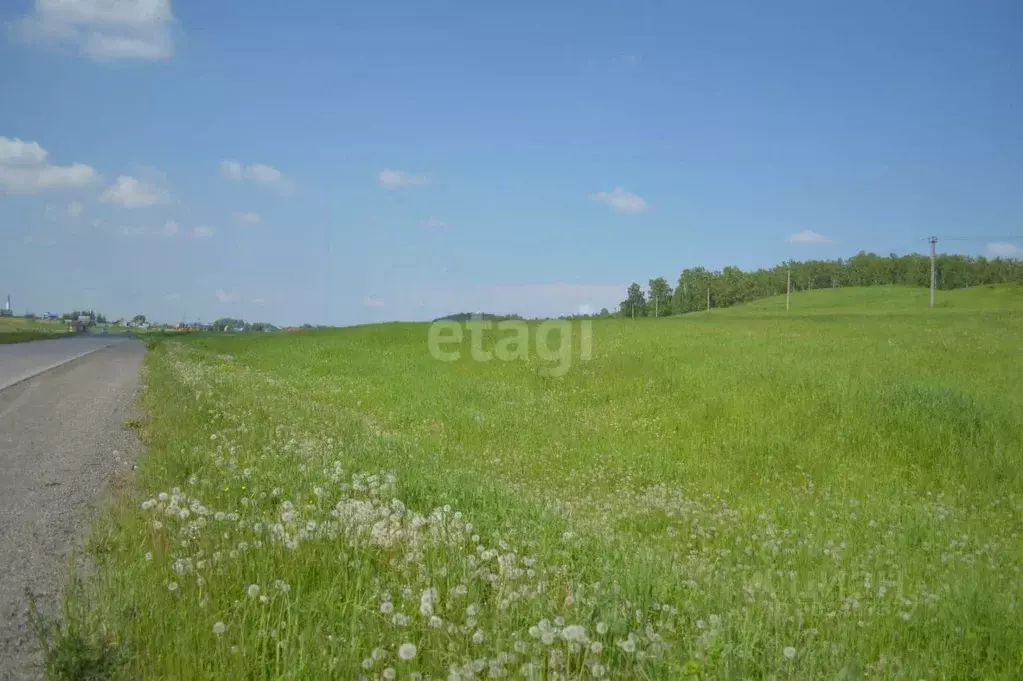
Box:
363;297;385;307
379;169;428;189
163;220;178;235
192;225;215;238
68;200;84;217
100;175;171;207
233;211;261;225
986;242;1023;258
589;187;649;214
220;160;242;181
221;160;292;191
0;137;48;165
11;0;174;61
23;234;57;246
215;289;237;303
422;217;450;231
0;136;96;194
786;230;832;244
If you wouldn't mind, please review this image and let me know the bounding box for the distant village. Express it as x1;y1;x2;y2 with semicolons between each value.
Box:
2;295;308;334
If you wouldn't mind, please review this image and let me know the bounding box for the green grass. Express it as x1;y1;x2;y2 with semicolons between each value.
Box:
66;285;1023;679
718;282;1023;315
0;316;70;344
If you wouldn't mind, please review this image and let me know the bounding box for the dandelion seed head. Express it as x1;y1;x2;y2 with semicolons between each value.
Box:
398;643;417;660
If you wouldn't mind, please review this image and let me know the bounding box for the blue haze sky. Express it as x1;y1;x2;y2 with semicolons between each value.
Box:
1;0;1021;325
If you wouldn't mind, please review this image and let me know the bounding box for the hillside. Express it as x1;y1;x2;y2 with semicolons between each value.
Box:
708;282;1023;316
0;316;69;344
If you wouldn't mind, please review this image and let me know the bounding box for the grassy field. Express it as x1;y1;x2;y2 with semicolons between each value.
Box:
57;284;1023;680
0;316;69;344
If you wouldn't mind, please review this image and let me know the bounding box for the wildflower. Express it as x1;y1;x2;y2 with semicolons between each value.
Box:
472;629;484;644
144;552;153;561
360;658;373;670
784;646;797;660
213;621;226;635
167;582;178;592
398;642;418;660
596;622;608;635
382;668;396;680
591;641;603;653
247;584;260;599
561;625;586;642
618;637;636;654
429;616;443;628
381;602;394;614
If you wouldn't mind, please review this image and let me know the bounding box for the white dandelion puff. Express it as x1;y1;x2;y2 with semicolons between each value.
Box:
247;584;260;598
398;642;417;660
213;621;226;635
784;646;797;660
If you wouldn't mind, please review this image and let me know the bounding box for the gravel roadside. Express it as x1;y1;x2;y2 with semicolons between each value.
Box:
0;340;145;681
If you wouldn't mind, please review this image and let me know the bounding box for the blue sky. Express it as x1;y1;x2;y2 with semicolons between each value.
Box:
1;0;1021;326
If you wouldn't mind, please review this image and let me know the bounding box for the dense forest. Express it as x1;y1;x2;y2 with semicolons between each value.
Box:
616;251;1023;317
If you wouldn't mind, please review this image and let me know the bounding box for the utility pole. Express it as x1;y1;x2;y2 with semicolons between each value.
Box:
928;236;937;308
786;264;791;311
707;287;711;312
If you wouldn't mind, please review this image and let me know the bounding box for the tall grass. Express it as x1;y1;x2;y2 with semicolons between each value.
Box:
68;287;1023;679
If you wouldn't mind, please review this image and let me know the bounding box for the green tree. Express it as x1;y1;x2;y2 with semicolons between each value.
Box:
619;283;646;318
648;278;672;317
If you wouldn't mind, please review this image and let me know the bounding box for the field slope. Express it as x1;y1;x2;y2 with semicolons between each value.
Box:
65;286;1023;680
0;316;69;344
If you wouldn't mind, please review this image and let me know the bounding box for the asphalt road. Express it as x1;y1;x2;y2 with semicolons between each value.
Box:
0;338;145;681
0;336;129;393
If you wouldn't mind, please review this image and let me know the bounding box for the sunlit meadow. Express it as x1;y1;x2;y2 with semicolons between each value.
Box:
69;285;1023;680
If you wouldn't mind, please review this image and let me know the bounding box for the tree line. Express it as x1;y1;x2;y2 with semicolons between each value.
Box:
210;317;279;332
59;310;109;323
616;251;1023;317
